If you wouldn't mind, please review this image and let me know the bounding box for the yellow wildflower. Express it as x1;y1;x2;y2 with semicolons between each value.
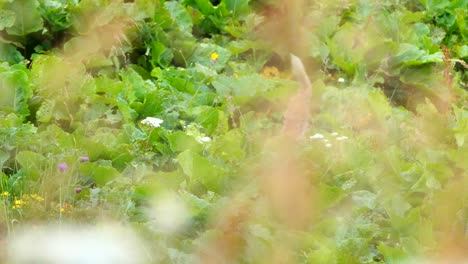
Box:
234;73;239;79
1;191;8;196
261;66;280;78
60;203;73;214
31;194;44;202
14;199;24;206
210;52;219;61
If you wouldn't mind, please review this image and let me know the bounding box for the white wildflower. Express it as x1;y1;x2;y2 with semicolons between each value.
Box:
310;133;324;140
331;132;339;136
323;139;329;143
338;77;345;83
141;117;163;128
336;136;349;141
197;136;211;143
325;143;332;148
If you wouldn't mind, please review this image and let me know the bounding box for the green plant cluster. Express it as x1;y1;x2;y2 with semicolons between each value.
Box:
0;0;467;263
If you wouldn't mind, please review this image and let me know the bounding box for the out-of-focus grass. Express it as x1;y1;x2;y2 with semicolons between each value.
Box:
0;0;466;263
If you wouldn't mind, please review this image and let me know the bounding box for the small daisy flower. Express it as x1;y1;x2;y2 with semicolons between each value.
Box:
141;117;163;128
331;132;339;136
325;143;332;148
338;77;345;83
310;133;325;140
211;52;219;61
58;163;68;171
336;136;349;141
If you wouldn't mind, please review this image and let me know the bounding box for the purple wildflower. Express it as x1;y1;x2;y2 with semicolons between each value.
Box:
58;163;68;171
79;156;90;162
75;187;82;194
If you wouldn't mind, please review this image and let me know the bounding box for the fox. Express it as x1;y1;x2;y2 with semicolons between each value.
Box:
198;54;314;263
282;54;313;139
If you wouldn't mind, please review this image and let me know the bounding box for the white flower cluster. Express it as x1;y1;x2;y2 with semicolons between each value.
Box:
141;117;163;128
309;132;349;148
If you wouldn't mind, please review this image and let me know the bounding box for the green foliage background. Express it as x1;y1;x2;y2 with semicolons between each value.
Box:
0;0;467;263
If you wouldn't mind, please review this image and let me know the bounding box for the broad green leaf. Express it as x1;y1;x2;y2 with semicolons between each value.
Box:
377;244;408;264
194;107;219;135
36;99;55;123
0;9;15;30
223;0;250;17
352;190;377;210
189;43;231;72
5;0;43;36
80;162;121;186
123;124;147;143
150;41;173;68
455;8;467;41
319;184;346;208
391;43;443;67
0;64;32;118
167;131;202;153
209;129;244;162
456;44;468;58
0;43;24;63
165;1;193;32
15;150;46;180
177;149;223;192
182;0;215;16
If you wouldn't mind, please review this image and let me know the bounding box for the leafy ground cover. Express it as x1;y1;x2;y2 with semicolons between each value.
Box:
0;0;467;263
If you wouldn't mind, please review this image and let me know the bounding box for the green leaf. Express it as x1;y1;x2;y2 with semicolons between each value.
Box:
377;244;408;264
455;8;467;41
0;43;24;63
80;162;121;186
15;150;46;180
123;124;147;143
165;1;193;32
5;0;44;36
0;9;15;30
456;44;468;58
391;43;443;68
177;149;223;192
209;129;244;162
167;131;202;153
352;190;377;210
150;41;173;68
223;0;250;17
189;43;231;72
0;64;33;118
194;107;219;135
36;99;55;123
182;0;215;16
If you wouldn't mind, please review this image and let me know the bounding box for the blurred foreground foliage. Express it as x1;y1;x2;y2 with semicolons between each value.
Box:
0;0;467;263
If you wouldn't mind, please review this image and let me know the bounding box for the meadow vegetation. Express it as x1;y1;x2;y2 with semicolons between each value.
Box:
0;0;467;263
